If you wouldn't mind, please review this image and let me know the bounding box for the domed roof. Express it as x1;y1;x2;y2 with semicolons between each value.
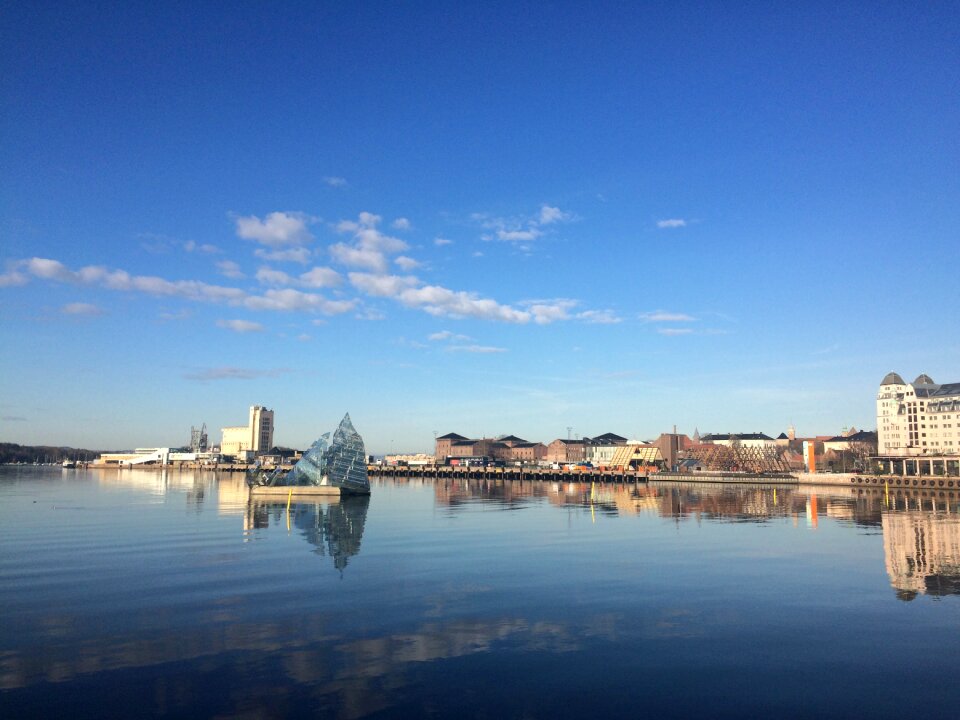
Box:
914;374;936;385
881;372;905;386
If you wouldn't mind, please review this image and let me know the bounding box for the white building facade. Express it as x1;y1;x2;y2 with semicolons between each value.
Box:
877;373;960;456
221;405;275;458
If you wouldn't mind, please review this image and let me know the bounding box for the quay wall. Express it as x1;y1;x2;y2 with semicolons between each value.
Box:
795;472;960;490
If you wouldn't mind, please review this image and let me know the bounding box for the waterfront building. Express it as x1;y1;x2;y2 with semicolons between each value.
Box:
877;373;960;456
822;429;877;454
221;405;274;459
435;433;546;464
699;432;776;448
545;438;588;464
385;453;436;466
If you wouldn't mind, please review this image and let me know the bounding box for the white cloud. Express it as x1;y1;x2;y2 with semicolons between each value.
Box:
398;285;531;323
577;309;622;324
428;330;472;342
254;247;312;264
184;240;220;254
26;257;73;280
434;237;453;246
235;211;314;246
297;333;311;342
476;204;574;245
640;310;696;323
299;266;342;288
497;228;541;242
62;302;103;316
217;319;264;333
657;328;694;336
447;344;507;354
256;267;294;286
394;256;421;271
348;272;419;297
0;270;27;287
539;205;573;225
216;260;245;279
392;217;412;230
330;243;389;273
656;219;687;229
244;288;356;315
19;257;351;317
323;176;347;187
183;366;292;382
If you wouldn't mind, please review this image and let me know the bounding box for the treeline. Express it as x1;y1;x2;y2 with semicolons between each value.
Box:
0;443;114;464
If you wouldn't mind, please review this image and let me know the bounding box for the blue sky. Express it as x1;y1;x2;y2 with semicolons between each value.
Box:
2;2;958;453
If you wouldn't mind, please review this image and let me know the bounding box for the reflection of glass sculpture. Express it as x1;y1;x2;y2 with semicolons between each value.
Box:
247;496;370;572
248;414;370;496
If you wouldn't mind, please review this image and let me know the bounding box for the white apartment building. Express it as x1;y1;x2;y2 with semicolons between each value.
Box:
877;373;960;456
221;405;274;458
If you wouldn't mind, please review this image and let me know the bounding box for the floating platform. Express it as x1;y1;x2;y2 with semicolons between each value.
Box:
250;485;343;497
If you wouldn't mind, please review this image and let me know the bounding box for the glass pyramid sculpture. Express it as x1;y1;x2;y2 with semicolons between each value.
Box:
248;413;370;495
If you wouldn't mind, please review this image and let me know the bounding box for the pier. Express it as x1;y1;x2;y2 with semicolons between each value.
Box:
370;464;645;483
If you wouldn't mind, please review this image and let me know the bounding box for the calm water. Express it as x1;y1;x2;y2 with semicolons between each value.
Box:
1;467;959;719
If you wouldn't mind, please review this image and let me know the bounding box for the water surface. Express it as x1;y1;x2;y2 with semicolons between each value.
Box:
1;467;958;718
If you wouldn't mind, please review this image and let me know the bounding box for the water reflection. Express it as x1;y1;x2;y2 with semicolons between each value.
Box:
246;496;370;572
429;476;960;599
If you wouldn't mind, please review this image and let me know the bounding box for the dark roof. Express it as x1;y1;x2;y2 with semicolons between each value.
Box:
511;442;538;448
776;433;788;440
913;374;936;386
825;430;877;443
438;432;468;441
932;383;960;397
881;372;905;386
700;433;774;442
498;435;527;443
592;432;627;443
552;438;586;445
451;440;476;447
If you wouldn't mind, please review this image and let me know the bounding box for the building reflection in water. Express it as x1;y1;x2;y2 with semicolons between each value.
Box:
430;476;960;600
883;510;960;601
246;496;370;573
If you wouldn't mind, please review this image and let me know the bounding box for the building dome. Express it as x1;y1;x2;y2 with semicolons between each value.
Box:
913;374;936;385
881;372;905;386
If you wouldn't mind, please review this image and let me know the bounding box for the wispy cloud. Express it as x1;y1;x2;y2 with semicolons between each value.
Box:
392;217;412;230
434;237;453;246
323;176;347;187
299;266;342;288
474;203;574;244
182;366;292;382
429;330;472;342
329;211;409;274
62;302;104;316
16;257;354;316
183;240;220;254
640;310;696;323
576;309;622;324
539;205;574;225
216;319;264;333
447;344;507;354
394;256;421;271
0;270;27;287
657;328;694;336
254;247;312;264
235;211;315;247
216;260;245;279
656;218;687;229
